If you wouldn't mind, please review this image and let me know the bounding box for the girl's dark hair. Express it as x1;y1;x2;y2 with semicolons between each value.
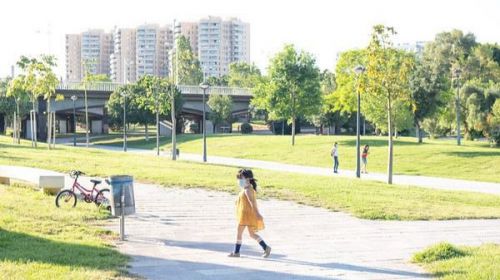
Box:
237;169;258;191
363;145;369;152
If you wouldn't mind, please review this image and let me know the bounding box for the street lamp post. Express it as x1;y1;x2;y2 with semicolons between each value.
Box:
453;68;462;146
199;82;209;162
171;84;177;160
121;91;128;152
122;60;130;152
354;65;366;178
71;95;78;146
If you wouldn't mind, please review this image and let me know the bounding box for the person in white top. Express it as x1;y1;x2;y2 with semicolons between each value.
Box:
331;142;339;173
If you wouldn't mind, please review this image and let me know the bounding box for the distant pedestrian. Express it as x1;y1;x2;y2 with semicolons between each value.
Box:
361;145;370;174
331;142;339;173
228;169;271;258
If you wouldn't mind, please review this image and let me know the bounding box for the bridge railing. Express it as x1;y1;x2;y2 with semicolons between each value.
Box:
57;82;121;92
57;82;253;96
177;85;252;96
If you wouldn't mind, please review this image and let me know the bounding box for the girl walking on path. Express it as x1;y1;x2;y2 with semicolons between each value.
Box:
228;169;272;258
331;142;339;173
361;145;370;173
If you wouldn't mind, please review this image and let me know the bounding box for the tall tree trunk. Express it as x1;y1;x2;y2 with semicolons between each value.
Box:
145;123;149;141
387;96;393;185
32;98;37;147
416;122;423;143
156;110;159;156
15;104;20;144
291;90;296;146
84;86;89;148
47;100;52;150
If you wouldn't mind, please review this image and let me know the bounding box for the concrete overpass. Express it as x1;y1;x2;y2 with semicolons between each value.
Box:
25;82;252;140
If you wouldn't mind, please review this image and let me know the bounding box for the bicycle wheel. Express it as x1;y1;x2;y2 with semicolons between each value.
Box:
95;188;111;212
55;190;77;208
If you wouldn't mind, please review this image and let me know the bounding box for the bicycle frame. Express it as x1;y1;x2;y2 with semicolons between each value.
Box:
71;176;100;200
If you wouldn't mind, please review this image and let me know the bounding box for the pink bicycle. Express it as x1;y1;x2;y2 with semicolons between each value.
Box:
55;170;111;211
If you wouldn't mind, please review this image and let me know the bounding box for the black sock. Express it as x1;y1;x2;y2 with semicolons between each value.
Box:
258;240;268;250
234;243;241;253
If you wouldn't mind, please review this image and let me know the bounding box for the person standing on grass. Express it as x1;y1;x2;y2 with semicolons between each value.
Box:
361;145;370;173
228;169;272;258
331;142;339;173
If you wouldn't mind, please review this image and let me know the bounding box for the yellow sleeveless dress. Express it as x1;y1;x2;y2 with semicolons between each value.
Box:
236;188;265;231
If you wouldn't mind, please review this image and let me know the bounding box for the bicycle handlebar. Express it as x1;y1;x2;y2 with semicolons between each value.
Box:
69;170;85;178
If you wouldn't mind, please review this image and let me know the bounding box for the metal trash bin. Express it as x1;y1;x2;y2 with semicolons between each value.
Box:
109;175;136;217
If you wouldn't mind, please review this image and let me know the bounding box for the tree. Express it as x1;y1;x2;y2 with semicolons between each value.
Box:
107;83;155;139
486;98;500;146
36;55;60;149
206;76;229;86
253;44;321;145
174;36;203;85
307;69;338;134
17;56;41;147
410;58;447;143
6;76;30;143
329;50;367;113
207;93;233;133
228;62;262;88
81;61;109;147
326;50;368;135
365;25;414;184
135;76;183;154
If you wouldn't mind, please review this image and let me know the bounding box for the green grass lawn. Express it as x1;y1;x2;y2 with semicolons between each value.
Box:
93;134;500;183
2;136;500;221
413;242;500;279
0;184;131;279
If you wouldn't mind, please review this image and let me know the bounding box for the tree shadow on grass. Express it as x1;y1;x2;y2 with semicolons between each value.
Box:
442;150;500;158
0;228;127;270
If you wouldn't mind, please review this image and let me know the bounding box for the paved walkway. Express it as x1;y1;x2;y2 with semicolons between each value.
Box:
3;165;500;279
91;145;500;195
106;183;500;280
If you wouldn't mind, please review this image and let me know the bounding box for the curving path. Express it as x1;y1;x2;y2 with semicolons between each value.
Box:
91;145;500;195
2;165;499;279
107;183;500;280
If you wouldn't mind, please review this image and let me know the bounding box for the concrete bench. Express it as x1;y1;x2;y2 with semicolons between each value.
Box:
0;165;65;195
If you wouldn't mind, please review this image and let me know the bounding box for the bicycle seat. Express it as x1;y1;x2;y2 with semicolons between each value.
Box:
90;179;102;185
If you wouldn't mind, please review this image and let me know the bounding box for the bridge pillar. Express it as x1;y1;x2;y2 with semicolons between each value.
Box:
37;98;48;141
68;114;76;133
102;107;109;134
0;114;4;134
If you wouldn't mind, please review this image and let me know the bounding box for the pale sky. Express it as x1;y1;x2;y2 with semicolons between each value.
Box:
0;0;499;78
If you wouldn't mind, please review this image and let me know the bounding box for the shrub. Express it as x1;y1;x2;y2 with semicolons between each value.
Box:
267;120;301;135
412;242;467;263
240;122;253;134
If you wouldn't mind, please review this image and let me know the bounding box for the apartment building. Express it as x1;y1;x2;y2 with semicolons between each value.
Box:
175;21;198;55
198;16;250;78
65;34;82;82
110;28;136;83
65;29;112;81
135;24;173;79
65;17;250;82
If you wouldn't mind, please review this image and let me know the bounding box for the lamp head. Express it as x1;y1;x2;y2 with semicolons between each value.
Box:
199;82;209;90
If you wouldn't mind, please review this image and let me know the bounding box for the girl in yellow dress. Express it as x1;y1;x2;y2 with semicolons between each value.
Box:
228;169;271;258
